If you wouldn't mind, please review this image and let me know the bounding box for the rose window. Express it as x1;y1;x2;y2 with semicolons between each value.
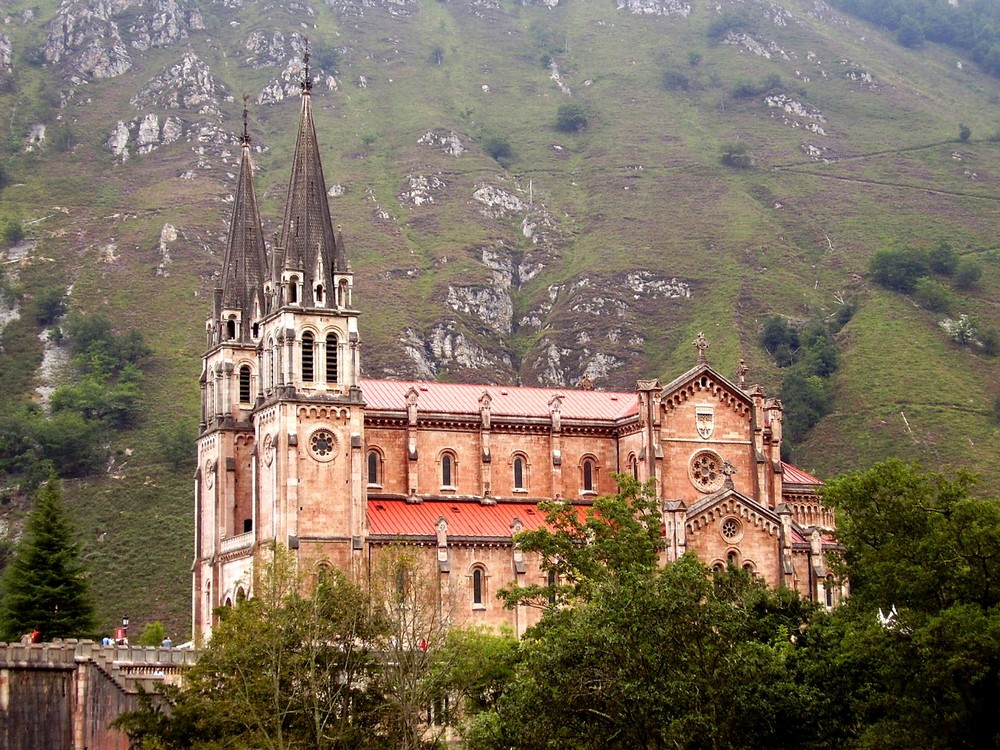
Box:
689;450;725;493
308;429;337;462
721;517;742;541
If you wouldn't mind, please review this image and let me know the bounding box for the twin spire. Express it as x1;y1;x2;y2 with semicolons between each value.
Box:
216;52;345;343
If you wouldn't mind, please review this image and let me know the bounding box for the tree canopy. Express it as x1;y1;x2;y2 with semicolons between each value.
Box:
0;477;94;640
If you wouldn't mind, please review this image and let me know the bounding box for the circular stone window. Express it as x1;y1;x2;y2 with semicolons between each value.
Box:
262;434;274;466
308;429;338;462
689;450;725;493
721;517;743;542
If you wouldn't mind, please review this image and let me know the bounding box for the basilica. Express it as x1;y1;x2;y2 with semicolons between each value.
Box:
192;66;840;638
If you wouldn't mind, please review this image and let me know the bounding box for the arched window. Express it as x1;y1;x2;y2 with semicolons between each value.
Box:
301;332;315;382
338;278;349;307
441;452;456;488
239;365;252;404
326;333;339;383
472;567;484;606
226;318;237;340
266;337;275;389
727;551;739;568
629;454;639;481
582;457;596;493
288;276;299;305
315;284;325;306
367;449;382;486
235;587;247;604
513;455;526;491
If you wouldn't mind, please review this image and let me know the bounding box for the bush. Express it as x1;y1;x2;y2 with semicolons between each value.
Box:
708;10;754;40
913;277;954;312
555;103;588;133
869;246;929;293
480;133;513;165
2;221;24;245
929;242;958;275
954;259;982;290
687;51;703;66
720;142;753;169
32;288;67;325
662;69;692;91
779;368;832;444
959;123;972;142
980;327;999;357
761;315;799;367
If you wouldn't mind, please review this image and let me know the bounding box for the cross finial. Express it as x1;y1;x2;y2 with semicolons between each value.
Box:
721;460;737;487
240;94;250;146
736;358;748;387
301;40;313;94
693;332;709;364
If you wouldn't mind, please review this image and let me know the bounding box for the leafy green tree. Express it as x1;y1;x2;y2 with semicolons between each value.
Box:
798;461;1000;749
928;241;958;275
720;141;754;168
959;123;972;142
555;103;588;133
2;220;24;245
869;246;929;292
116;547;388;749
470;479;818;750
0;477;94;640
32;287;67;325
779;368;832;444
912;277;953;312
136;620;167;647
954;258;982;290
761;315;799;366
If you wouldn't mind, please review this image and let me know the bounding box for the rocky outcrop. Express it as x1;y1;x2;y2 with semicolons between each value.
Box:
43;0;204;80
0;34;12;73
156;223;176;276
616;0;691;17
322;0;419;19
765;94;827;135
723;31;791;60
417;129;466;157
399;174;447;206
131;51;229;115
257;55;337;105
400;323;513;381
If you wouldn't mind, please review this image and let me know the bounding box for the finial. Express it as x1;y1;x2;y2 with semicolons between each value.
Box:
240;95;250;147
736;358;748;387
721;460;737;488
578;374;594;391
301;40;313;94
693;332;709;364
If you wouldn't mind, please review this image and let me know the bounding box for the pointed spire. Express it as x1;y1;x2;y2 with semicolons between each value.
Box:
278;47;346;307
219;99;267;342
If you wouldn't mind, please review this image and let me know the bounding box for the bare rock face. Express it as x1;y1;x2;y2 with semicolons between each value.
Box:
323;0;419;18
244;30;299;69
521;0;560;7
417;129;466;157
399;174;447;206
400;323;514;382
43;0;203;80
0;34;12;73
257;53;337;105
616;0;691;17
131;51;230;115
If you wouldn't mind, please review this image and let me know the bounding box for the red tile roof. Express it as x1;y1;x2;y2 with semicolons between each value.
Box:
368;499;587;539
360;379;638;422
781;462;823;486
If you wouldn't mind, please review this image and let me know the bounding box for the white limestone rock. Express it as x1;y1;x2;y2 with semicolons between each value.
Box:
156;222;176;276
401;322;511;378
399;174;446;206
106;121;131;160
616;0;691;17
131;51;230;116
0;33;12;73
472;184;526;217
417;129;466;157
446;284;513;334
324;0;419;18
24;124;46;152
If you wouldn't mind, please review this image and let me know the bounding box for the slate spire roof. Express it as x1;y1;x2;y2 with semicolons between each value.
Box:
278;52;347;305
219;103;267;341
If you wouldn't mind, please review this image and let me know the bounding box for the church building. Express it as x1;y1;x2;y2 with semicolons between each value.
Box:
193;64;840;639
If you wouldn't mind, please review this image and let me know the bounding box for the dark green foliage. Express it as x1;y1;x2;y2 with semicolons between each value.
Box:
779;369;832;445
897;16;925;48
958;123;972;142
479;132;513;166
429;45;444;65
720;141;753;168
312;46;340;72
761;315;799;366
0;477;94;640
687;50;702;66
555;103;588;133
31;287;67;325
136;620;167;647
470;479;819;750
928;241;958;275
912;277;953;312
980;327;999;357
869;246;929;293
954;258;982;290
708;10;754;40
731;73;782;99
2;220;24;245
661;68;692;91
159;421;197;470
805;461;1000;750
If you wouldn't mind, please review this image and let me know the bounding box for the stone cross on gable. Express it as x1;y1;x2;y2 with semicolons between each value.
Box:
693;332;709;364
721;460;737;487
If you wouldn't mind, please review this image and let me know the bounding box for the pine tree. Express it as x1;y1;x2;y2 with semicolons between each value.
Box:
0;477;94;641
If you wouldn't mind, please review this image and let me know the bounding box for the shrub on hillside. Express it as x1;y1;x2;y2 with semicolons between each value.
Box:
555;103;588;133
869;246;929;293
662;68;693;91
954;259;982;290
913;277;954;312
32;287;67;325
928;242;958;275
2;221;24;245
480;133;513;165
720;142;753;169
761;315;799;367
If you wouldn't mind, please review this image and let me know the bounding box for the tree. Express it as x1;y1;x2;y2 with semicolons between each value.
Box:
954;258;982;290
2;220;24;245
928;241;958;275
869;246;929;293
115;547;388;749
761;315;800;367
136;620;167;647
555;103;588;133
912;277;953;312
799;461;1000;749
720;141;754;168
959;123;972;142
469;479;819;750
0;477;94;640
